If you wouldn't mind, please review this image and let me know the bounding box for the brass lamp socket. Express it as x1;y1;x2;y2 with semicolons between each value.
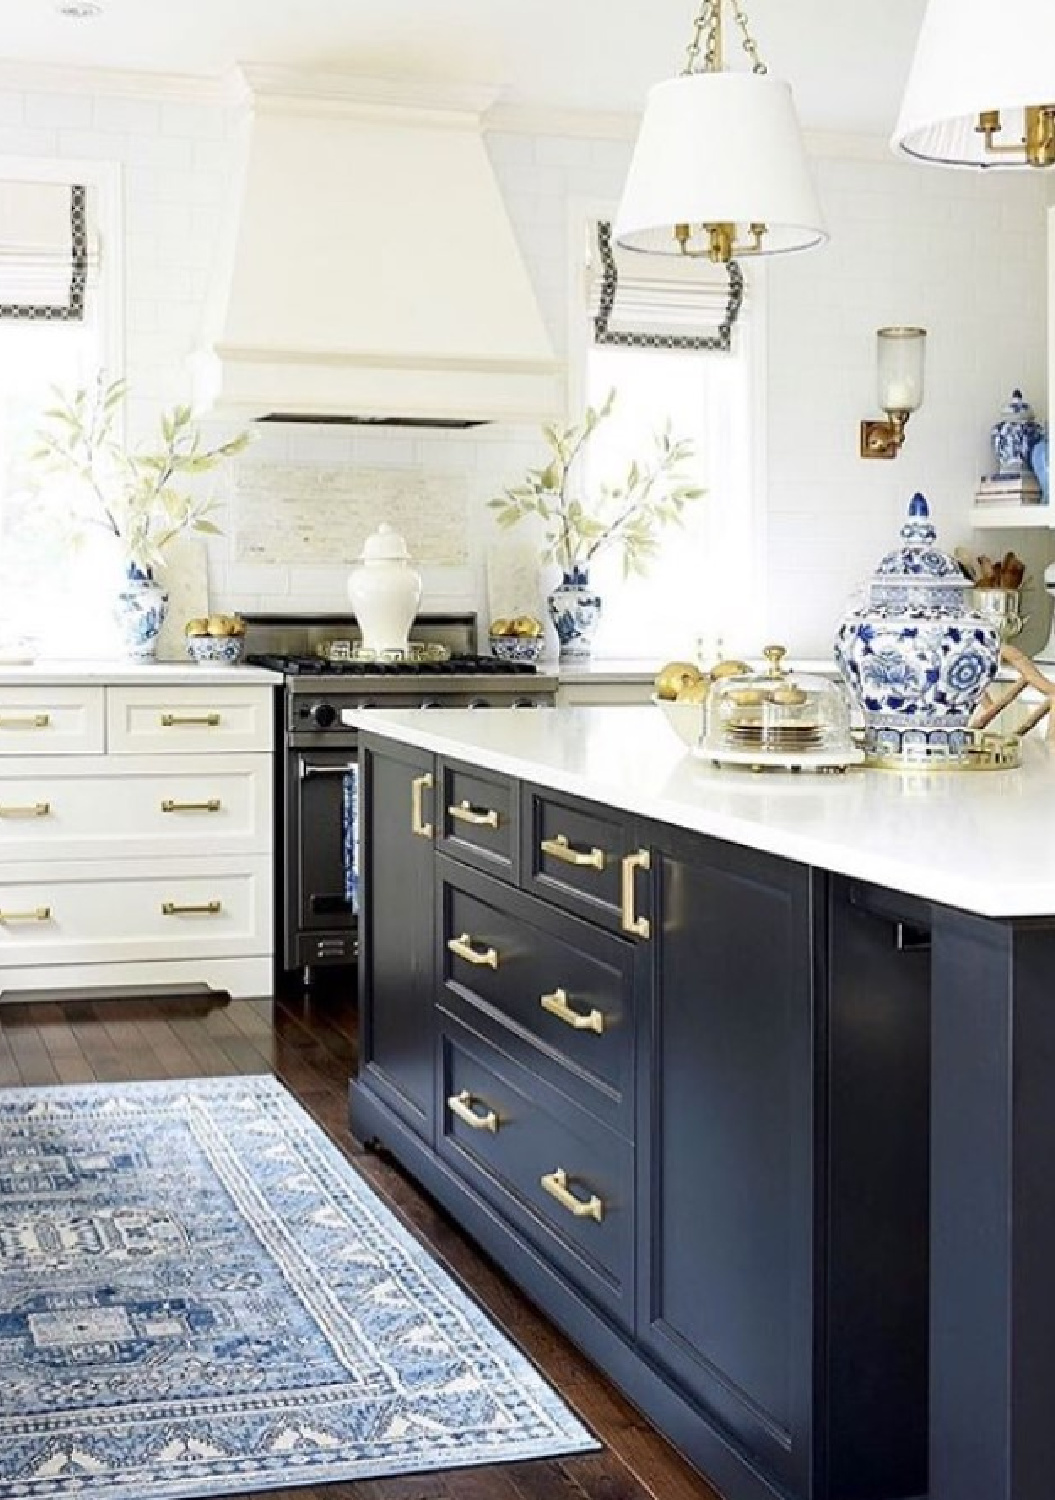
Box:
860;410;909;460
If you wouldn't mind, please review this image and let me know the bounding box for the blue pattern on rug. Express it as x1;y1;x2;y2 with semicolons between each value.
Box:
0;1075;597;1499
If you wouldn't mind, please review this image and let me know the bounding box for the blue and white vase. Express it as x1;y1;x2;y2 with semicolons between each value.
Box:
114;561;169;659
991;389;1044;478
834;493;1000;766
547;566;603;660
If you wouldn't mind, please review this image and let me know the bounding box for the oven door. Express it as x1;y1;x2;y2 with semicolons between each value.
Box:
287;744;359;968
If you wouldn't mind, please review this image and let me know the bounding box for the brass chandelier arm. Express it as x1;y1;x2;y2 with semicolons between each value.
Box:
975;106;1055;167
675;220;768;262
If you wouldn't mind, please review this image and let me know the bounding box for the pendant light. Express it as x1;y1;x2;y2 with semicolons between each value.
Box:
614;0;826;263
894;0;1055;169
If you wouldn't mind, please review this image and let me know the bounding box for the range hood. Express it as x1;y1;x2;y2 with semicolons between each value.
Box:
192;68;562;426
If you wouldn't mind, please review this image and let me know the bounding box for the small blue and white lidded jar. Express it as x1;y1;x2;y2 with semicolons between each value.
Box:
834;493;1001;766
991;388;1044;478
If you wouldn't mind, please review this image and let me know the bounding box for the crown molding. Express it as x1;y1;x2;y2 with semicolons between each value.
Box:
0;59;900;163
0;58;229;104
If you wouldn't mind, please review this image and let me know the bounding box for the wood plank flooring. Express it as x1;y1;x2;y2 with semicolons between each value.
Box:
0;989;721;1500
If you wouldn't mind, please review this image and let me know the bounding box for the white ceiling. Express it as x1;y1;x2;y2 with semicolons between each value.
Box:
7;0;927;135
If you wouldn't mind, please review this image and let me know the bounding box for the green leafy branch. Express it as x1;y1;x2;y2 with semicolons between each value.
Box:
28;374;251;575
487;390;705;579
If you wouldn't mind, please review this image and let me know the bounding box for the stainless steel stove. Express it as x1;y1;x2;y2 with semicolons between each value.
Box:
241;612;556;987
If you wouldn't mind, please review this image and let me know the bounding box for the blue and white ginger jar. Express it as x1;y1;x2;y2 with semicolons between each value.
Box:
991;389;1044;478
547;566;603;660
834;493;1000;765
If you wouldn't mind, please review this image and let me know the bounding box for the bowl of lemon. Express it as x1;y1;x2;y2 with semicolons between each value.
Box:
652;658;747;748
488;615;545;663
185;615;247;664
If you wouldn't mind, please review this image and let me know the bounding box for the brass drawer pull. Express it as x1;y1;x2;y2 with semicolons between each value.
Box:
0;906;51;923
540;1167;605;1223
161;799;222;813
540;987;605;1035
160;712;221;727
447;1089;499;1134
410;772;434;839
447;932;500;969
449;799;500;830
620;848;651;939
540;833;606;871
0;802;50;818
162;900;222;916
0;713;50;729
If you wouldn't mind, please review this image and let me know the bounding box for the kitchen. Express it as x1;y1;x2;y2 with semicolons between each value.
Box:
0;3;1054;1500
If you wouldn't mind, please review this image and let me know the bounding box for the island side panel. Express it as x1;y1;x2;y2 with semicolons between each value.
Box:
930;910;1055;1500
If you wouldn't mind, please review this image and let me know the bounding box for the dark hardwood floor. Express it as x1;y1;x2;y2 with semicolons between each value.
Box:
0;988;721;1500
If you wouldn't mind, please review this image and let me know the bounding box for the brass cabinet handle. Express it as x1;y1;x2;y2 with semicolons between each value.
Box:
540;1167;605;1223
162;900;222;916
0;713;50;729
540;833;606;871
161;799;222;813
0;906;51;923
160;712;221;727
449;799;500;830
410;772;434;839
447;932;500;969
447;1089;499;1133
0;802;50;818
620;848;651;939
540;987;605;1035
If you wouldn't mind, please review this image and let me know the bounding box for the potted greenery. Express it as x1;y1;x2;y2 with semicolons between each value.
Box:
29;375;250;658
488;390;704;658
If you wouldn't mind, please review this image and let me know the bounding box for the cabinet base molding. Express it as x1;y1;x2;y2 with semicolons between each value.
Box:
0;954;272;1002
349;1081;786;1500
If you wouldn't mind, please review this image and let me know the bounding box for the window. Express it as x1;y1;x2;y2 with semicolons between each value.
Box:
570;209;764;661
0;159;121;656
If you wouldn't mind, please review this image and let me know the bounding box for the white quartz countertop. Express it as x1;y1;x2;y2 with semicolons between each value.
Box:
0;660;283;686
345;705;1055;918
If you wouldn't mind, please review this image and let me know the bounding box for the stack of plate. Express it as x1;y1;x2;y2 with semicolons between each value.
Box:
725;718;824;751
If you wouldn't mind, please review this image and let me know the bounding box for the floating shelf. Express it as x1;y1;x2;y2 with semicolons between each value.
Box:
969;504;1055;530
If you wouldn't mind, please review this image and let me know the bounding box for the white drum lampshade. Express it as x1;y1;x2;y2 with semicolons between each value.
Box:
893;0;1055;168
615;72;827;257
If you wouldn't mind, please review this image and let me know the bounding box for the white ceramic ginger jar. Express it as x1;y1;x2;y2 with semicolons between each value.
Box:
347;524;422;655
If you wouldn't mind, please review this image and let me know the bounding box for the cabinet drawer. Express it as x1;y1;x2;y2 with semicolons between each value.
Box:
106;685;274;754
437;760;517;880
438;1014;634;1332
0;855;271;969
523;785;643;934
0;686;104;756
0;754;272;862
438;857;635;1134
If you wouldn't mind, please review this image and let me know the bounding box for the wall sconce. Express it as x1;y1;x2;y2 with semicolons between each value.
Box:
860;326;927;460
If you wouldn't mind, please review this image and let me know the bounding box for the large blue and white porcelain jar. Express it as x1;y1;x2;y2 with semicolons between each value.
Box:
834;493;1000;765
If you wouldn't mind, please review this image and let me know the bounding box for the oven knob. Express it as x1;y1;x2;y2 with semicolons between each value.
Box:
310;702;338;729
420;699;443;709
511;698;539;709
467;698;492;709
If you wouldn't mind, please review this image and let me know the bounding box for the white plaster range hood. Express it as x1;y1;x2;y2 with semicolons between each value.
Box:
192;68;562;426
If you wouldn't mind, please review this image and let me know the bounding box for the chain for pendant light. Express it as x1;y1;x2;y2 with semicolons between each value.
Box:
681;0;768;76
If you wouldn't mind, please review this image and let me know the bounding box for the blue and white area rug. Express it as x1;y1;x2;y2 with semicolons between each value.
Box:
0;1075;596;1499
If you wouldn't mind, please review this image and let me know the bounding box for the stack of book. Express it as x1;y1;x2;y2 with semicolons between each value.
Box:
974;472;1043;506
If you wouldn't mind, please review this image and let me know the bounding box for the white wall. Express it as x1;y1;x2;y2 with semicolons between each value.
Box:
0;77;1050;658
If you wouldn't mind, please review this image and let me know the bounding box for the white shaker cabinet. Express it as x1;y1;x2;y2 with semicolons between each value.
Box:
0;677;276;1001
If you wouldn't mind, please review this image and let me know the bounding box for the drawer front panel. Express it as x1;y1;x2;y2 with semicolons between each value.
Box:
439;858;633;1133
106;685;274;754
437;1016;634;1330
0;856;271;968
0;755;271;861
438;761;516;880
524;786;637;932
0;687;105;756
